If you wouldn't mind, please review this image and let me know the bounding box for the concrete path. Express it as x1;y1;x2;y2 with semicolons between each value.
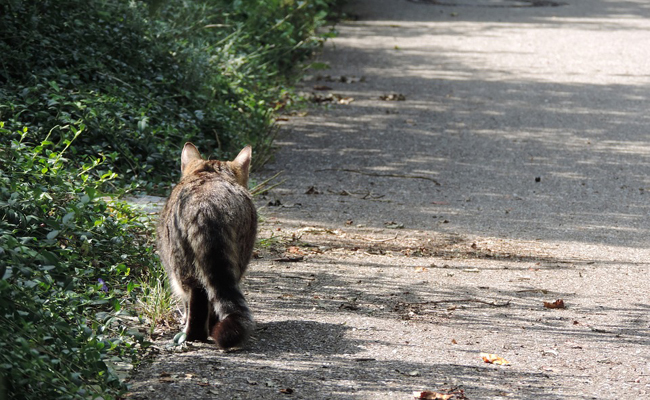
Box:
128;1;650;398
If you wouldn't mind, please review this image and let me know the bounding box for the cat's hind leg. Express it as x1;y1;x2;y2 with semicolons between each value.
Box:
184;287;210;342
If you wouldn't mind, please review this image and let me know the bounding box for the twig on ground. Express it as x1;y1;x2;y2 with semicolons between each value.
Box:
412;298;511;307
318;168;441;185
272;256;304;263
326;188;387;201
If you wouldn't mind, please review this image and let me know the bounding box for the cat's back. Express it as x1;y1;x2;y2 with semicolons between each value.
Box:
163;161;255;226
157;145;257;277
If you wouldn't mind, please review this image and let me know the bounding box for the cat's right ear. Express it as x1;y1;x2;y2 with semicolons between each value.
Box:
181;142;202;173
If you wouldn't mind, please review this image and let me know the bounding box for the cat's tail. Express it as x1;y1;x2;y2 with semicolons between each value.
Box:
210;291;255;349
190;218;256;350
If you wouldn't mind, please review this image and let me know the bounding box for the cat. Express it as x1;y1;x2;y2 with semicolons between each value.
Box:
157;142;257;349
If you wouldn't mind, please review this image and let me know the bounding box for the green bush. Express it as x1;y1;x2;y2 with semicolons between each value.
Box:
0;0;339;187
0;0;342;397
0;124;156;398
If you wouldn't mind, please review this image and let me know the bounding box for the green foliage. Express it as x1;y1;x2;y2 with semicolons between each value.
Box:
0;0;342;397
0;124;157;398
0;0;339;187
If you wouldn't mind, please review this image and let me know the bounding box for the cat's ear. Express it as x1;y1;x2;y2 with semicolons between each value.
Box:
232;146;252;187
232;145;252;176
181;142;202;173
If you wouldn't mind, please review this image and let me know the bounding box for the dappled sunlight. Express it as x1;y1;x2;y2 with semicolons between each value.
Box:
269;7;650;251
241;220;650;398
270;107;650;248
334;20;650;85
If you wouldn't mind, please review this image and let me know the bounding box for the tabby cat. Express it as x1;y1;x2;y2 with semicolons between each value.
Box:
157;143;257;349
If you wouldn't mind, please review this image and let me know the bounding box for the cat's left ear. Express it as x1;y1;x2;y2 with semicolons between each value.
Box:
232;146;252;187
181;142;202;173
232;145;252;176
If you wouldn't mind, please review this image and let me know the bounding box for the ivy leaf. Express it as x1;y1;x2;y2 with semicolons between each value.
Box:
63;212;76;225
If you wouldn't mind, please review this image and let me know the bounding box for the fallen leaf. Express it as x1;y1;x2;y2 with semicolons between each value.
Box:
309;93;333;103
379;93;406;101
286;246;305;255
543;299;566;309
309;92;353;105
317;74;363;83
481;353;510;365
279;388;294;394
339;302;358;311
396;369;421;377
338;96;354;105
413;391;454;400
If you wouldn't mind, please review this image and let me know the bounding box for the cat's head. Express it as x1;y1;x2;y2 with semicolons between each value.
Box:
180;142;251;188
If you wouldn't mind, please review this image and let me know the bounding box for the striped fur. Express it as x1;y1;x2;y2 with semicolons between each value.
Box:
157;143;257;349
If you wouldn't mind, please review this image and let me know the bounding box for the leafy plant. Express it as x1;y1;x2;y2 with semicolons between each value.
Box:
0;124;156;398
0;0;340;187
0;0;343;397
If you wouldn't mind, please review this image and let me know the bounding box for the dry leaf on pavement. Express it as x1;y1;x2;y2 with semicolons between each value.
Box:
379;93;406;101
481;353;510;365
543;299;566;309
412;390;454;399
